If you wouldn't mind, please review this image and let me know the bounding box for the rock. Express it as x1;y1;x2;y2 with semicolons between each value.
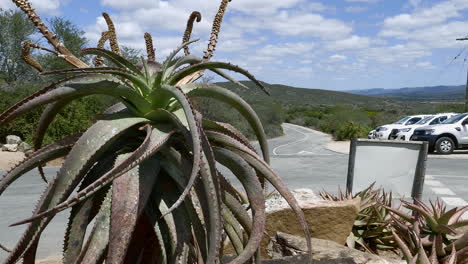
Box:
266;232;405;264
261;190;360;257
1;144;18;152
6;135;21;145
17;141;32;152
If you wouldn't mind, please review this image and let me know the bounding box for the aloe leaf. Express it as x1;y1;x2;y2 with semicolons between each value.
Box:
159;148;209;262
81;48;143;77
223;220;244;255
209;132;312;261
162;39;199;70
75;188;112;264
0;77;150;126
448;206;468;225
392;230;414;263
163;54;201;80
63;154;116;263
213;147;265;264
2;113;148;264
43;67;150;95
199;131;223;264
168;61;270;95
12;125;175;226
210;68;250;90
107;154;160;264
0;75;84;125
403;202;440;232
202;119;257;154
158;85;202;217
188;84;269;163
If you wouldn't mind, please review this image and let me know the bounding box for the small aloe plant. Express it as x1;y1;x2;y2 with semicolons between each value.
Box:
388;199;468;264
320;184;397;254
0;0;312;263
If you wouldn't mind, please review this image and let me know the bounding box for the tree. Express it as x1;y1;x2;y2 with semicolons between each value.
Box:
0;9;36;85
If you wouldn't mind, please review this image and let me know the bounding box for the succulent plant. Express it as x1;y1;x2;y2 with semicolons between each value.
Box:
388;199;468;264
320;184;397;254
0;0;312;263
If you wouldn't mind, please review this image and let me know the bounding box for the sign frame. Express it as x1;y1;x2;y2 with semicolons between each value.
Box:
346;138;428;201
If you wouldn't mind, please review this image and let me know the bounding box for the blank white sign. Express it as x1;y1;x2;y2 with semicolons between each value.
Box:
352;141;422;198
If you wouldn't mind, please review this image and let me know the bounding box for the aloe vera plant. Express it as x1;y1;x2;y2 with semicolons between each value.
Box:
320;184;397;254
0;0;312;263
388;199;468;264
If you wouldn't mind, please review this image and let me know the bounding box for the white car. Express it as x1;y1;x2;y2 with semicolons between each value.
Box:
374;115;431;140
394;113;459;141
411;113;468;154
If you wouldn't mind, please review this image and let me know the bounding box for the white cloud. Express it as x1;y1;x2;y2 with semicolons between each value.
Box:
1;0;63;14
234;11;353;40
101;0;159;10
381;0;468;32
329;54;347;62
359;42;431;64
258;42;315;57
327;35;371;50
229;0;303;15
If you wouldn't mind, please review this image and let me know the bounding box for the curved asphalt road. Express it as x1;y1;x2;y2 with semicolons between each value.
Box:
1;123;467;260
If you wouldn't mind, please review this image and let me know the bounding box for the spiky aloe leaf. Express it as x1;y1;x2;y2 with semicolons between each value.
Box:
75;188;112;264
107;155;160;264
3;112;148;264
80;48;144;77
214;147;265;264
168;61;270;95
188;84;269;163
62;154;116;263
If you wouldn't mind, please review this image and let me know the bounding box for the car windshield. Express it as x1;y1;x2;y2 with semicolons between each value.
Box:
415;116;434;125
394;116;410;124
442;113;468;124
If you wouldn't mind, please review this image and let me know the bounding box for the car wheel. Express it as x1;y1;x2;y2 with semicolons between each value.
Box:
435;137;454;154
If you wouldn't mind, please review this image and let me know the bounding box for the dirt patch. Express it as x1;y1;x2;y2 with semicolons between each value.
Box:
0;150;64;171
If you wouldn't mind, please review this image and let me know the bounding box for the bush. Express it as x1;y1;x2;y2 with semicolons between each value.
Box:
335;121;370;141
0;83;111;144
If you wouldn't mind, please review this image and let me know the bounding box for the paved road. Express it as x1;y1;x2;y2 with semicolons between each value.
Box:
1;123;467;260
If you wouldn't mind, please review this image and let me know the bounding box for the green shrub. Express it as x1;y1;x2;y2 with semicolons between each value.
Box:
335;121;370;141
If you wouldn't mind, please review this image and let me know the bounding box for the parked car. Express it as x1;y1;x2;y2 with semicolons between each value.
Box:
411;113;468;154
368;130;376;139
393;113;458;141
374;115;431;140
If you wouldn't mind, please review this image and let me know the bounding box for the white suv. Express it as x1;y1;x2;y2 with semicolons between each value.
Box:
411;113;468;154
394;113;458;141
374;115;431;140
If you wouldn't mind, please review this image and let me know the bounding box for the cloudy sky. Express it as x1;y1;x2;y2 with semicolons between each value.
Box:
2;0;468;91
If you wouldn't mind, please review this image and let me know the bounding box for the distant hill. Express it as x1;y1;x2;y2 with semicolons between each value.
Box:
347;85;465;101
217;81;395;108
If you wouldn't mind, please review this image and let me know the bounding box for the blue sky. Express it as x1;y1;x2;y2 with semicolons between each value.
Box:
2;0;468;91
